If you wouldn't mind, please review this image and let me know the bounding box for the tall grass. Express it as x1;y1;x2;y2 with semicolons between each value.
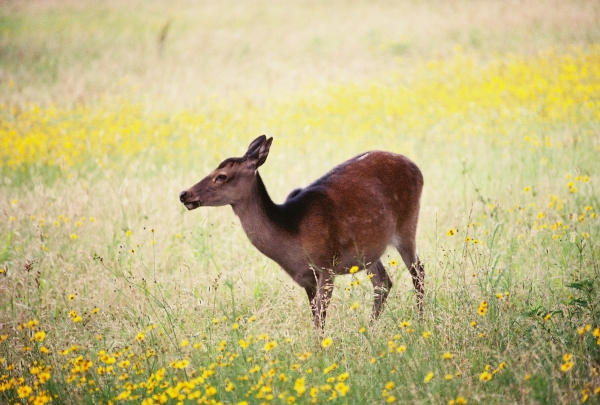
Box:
1;1;600;404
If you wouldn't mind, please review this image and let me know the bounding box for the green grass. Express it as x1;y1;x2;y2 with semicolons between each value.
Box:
1;1;600;404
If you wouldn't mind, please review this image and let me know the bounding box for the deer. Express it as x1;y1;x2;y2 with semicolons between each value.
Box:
179;135;424;331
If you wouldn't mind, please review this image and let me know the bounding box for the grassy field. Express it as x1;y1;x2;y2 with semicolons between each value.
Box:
1;1;600;404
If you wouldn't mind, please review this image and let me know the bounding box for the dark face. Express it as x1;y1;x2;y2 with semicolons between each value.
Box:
179;158;256;210
179;135;273;210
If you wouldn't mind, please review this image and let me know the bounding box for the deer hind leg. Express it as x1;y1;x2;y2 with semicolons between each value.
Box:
395;238;425;313
310;272;334;332
368;260;393;322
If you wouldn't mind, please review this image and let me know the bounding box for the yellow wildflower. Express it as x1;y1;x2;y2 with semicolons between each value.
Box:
479;371;492;381
34;331;46;342
478;301;488;316
560;362;574;372
264;341;278;352
18;385;32;398
335;382;349;396
294;377;306;396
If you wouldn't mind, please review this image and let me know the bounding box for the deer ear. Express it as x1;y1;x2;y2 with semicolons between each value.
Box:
246;135;267;157
245;136;272;169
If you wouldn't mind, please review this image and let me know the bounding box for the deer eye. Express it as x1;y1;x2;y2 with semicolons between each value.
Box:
215;174;228;182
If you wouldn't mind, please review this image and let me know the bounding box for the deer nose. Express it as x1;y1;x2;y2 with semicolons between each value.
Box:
179;191;187;203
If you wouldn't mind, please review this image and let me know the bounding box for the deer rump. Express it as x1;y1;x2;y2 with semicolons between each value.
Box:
273;151;421;279
180;135;424;330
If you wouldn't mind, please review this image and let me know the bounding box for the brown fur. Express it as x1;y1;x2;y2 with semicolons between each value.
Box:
180;135;424;330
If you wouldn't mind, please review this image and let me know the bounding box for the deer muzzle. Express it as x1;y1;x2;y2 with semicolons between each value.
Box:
179;191;201;210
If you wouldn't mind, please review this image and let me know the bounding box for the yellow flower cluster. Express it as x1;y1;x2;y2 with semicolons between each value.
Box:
1;313;364;405
2;47;599;173
560;353;575;372
477;301;488;316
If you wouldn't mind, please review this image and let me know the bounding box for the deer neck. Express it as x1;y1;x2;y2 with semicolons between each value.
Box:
231;172;290;257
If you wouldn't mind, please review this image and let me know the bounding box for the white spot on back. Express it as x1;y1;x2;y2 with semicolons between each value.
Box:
357;152;370;161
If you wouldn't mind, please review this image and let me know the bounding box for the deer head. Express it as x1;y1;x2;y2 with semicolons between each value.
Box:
179;135;273;210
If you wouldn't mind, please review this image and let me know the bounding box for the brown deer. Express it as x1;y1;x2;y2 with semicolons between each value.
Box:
179;135;424;330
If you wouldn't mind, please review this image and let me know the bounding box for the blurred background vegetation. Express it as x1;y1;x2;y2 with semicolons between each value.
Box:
2;0;599;107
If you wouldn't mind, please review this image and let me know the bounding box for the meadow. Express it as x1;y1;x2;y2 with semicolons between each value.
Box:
1;0;600;404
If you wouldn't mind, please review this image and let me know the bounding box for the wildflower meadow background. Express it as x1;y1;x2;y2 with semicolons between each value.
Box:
1;1;600;404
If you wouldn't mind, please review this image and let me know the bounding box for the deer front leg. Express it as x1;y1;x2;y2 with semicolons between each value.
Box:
305;284;317;320
368;260;393;322
311;272;334;331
